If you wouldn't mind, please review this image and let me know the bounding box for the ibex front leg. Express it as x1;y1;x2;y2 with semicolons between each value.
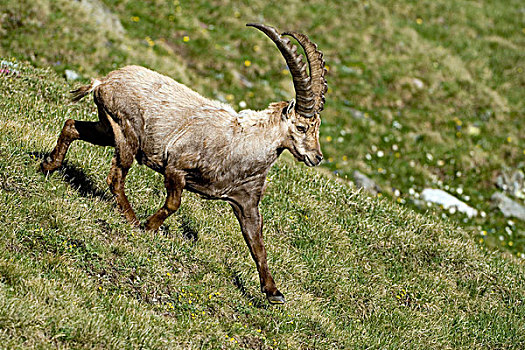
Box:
230;199;285;304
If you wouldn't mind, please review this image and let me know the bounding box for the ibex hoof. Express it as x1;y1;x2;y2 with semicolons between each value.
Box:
142;221;160;232
40;159;59;174
267;293;285;304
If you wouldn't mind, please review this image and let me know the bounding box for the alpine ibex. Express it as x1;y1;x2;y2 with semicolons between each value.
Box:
41;23;327;304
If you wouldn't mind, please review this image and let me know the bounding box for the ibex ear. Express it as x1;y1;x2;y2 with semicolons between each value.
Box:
282;99;295;119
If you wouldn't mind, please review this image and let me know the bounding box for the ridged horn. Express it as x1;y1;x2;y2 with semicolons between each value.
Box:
283;31;327;112
247;23;315;118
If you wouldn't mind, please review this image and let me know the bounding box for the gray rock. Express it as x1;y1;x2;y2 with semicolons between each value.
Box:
496;169;525;199
353;170;381;195
421;188;478;218
491;192;525;221
349;108;365;120
65;69;81;81
76;0;125;36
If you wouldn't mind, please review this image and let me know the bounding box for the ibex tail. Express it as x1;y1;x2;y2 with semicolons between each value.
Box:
70;79;102;102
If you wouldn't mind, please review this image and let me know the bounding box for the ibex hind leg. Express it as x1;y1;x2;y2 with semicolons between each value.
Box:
105;111;140;227
41;105;114;173
144;167;185;231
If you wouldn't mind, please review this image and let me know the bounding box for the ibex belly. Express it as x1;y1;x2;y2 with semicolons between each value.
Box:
162;122;273;200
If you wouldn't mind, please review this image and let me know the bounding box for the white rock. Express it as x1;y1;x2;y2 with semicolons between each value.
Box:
421;188;478;218
491;192;525;221
412;78;424;89
65;69;81;81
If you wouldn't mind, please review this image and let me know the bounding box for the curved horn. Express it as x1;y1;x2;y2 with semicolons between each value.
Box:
283;31;327;112
247;23;315;118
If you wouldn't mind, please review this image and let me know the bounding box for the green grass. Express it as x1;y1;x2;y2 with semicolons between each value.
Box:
2;0;524;257
0;58;524;349
1;0;525;347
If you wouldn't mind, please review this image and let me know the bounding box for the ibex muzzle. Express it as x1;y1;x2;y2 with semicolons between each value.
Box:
41;23;327;304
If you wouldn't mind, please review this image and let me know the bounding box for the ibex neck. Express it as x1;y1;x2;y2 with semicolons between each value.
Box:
236;101;288;155
237;101;286;128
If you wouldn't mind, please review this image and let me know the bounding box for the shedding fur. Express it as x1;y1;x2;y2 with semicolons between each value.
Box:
42;24;326;304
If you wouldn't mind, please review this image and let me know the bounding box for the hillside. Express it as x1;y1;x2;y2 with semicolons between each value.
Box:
0;61;524;349
2;0;524;256
1;0;525;348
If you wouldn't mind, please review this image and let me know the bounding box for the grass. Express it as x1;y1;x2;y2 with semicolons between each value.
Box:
0;57;524;350
2;0;524;257
1;0;525;347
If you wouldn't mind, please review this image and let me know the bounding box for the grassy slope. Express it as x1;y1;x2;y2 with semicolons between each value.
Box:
0;0;525;348
1;0;524;256
1;59;524;349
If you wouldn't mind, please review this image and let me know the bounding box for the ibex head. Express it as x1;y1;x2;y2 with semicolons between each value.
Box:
247;23;327;167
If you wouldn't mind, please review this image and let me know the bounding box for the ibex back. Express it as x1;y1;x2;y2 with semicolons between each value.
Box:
41;23;327;304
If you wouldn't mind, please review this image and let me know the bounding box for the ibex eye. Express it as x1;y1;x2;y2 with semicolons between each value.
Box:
296;125;307;133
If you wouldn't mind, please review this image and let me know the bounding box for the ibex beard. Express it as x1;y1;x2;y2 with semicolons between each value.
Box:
41;23;327;304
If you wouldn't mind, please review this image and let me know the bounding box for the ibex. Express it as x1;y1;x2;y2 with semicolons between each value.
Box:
41;24;327;304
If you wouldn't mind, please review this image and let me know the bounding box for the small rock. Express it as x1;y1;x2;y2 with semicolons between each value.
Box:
496;169;525;199
349;108;365;119
412;78;424;89
341;65;362;75
398;76;424;90
353;170;382;195
65;69;81;81
491;192;525;221
421;188;478;218
77;0;125;36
